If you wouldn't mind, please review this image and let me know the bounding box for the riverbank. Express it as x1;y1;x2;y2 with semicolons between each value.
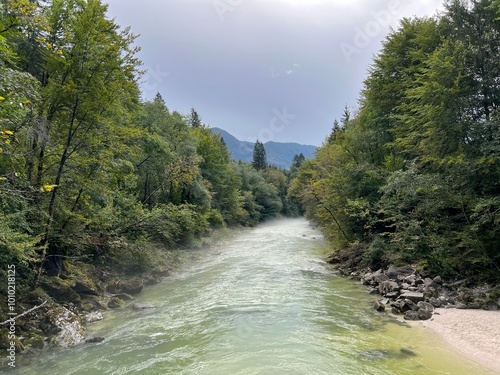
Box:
418;308;500;374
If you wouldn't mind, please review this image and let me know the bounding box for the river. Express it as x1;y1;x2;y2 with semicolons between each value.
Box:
9;218;491;374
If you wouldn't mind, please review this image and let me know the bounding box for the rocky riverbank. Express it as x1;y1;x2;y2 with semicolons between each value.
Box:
0;238;218;366
328;257;500;321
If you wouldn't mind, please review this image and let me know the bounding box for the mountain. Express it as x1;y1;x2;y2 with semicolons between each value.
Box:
212;127;317;170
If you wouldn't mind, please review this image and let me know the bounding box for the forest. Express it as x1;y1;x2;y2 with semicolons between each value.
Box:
0;0;304;306
291;0;500;281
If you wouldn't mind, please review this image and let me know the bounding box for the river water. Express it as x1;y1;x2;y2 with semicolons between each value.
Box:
9;218;491;374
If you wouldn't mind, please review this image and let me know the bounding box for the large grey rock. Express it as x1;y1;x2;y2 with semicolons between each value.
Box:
45;306;85;347
399;292;425;302
386;265;414;279
417;301;434;313
379;281;400;294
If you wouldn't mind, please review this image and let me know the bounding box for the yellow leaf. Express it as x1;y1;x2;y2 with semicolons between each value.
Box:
42;184;58;192
2;129;14;135
0;96;5;101
0;177;6;181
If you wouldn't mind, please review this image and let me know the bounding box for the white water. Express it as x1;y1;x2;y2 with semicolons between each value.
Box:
7;218;491;374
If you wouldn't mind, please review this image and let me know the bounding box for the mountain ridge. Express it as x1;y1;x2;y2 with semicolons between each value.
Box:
212;127;317;170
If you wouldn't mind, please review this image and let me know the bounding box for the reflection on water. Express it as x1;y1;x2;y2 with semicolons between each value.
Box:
8;218;492;375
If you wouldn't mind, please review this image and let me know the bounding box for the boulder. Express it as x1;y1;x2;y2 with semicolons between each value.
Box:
41;277;81;305
429;297;442;308
107;297;124;309
417;301;434;313
386;265;414;279
72;279;99;296
113;293;134;301
45;306;85;347
373;300;386;312
379;281;400;294
132;302;155;310
84;312;103;324
417;308;433;320
399;292;425;303
400;299;418;313
106;278;144;295
368;288;380;295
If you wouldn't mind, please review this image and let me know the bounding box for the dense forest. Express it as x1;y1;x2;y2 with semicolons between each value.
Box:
291;0;500;281
0;0;303;308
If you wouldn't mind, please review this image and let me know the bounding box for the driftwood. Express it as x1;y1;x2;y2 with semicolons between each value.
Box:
0;300;48;325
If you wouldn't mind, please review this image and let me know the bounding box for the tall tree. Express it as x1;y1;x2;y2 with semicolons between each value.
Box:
189;107;202;128
252;140;267;170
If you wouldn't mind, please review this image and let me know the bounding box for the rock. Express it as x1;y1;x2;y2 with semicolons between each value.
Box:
399;292;425;303
400;283;410;290
132;302;155;310
379;281;400;294
429;297;442;308
373;300;386;312
386;265;414;279
400;299;418;312
113;293;134;301
41;277;81;305
400;348;417;356
433;276;443;284
107;278;144;295
391;307;402;315
456;302;468;309
423;278;435;287
45;306;85;347
417;301;434;313
385;292;400;299
368;288;380;295
404;275;416;284
414;279;424;286
107;297;124;309
72;280;99;296
403;310;420;321
373;273;389;284
84;312;103;324
418;308;433;320
86;337;105;343
483;301;499;311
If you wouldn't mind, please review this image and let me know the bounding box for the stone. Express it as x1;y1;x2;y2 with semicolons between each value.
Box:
114;293;134;301
41;277;81;305
385;292;400;299
391;307;402;315
107;278;144;295
400;299;418;312
400;348;417;356
368;288;380;295
373;274;389;284
417;301;434;313
379;281;400;294
132;302;155;310
417;308;433;320
433;276;443;284
373;300;386;312
386;265;414;279
399;292;425;302
400;283;410;290
429;297;442;308
107;297;124;309
404;275;416;284
72;280;99;296
84;312;103;324
46;306;85;347
86;337;105;343
403;310;420;321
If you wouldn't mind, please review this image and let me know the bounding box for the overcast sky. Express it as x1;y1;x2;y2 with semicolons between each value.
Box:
104;0;444;146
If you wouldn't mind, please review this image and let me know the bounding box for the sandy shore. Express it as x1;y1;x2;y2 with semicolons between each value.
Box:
418;308;500;374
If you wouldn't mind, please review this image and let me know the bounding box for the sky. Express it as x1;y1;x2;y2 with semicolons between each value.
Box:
104;0;445;146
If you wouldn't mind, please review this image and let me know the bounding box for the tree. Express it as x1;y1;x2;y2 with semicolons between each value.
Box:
252;140;267;170
189;107;202;128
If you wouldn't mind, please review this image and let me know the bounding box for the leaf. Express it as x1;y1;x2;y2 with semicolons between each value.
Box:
41;184;58;192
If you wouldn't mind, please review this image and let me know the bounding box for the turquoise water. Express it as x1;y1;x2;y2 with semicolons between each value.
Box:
8;218;492;374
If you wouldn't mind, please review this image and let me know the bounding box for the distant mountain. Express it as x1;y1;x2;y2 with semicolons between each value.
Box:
212;127;317;170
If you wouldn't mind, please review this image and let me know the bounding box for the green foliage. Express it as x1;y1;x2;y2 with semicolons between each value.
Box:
296;0;500;281
252;140;267;170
